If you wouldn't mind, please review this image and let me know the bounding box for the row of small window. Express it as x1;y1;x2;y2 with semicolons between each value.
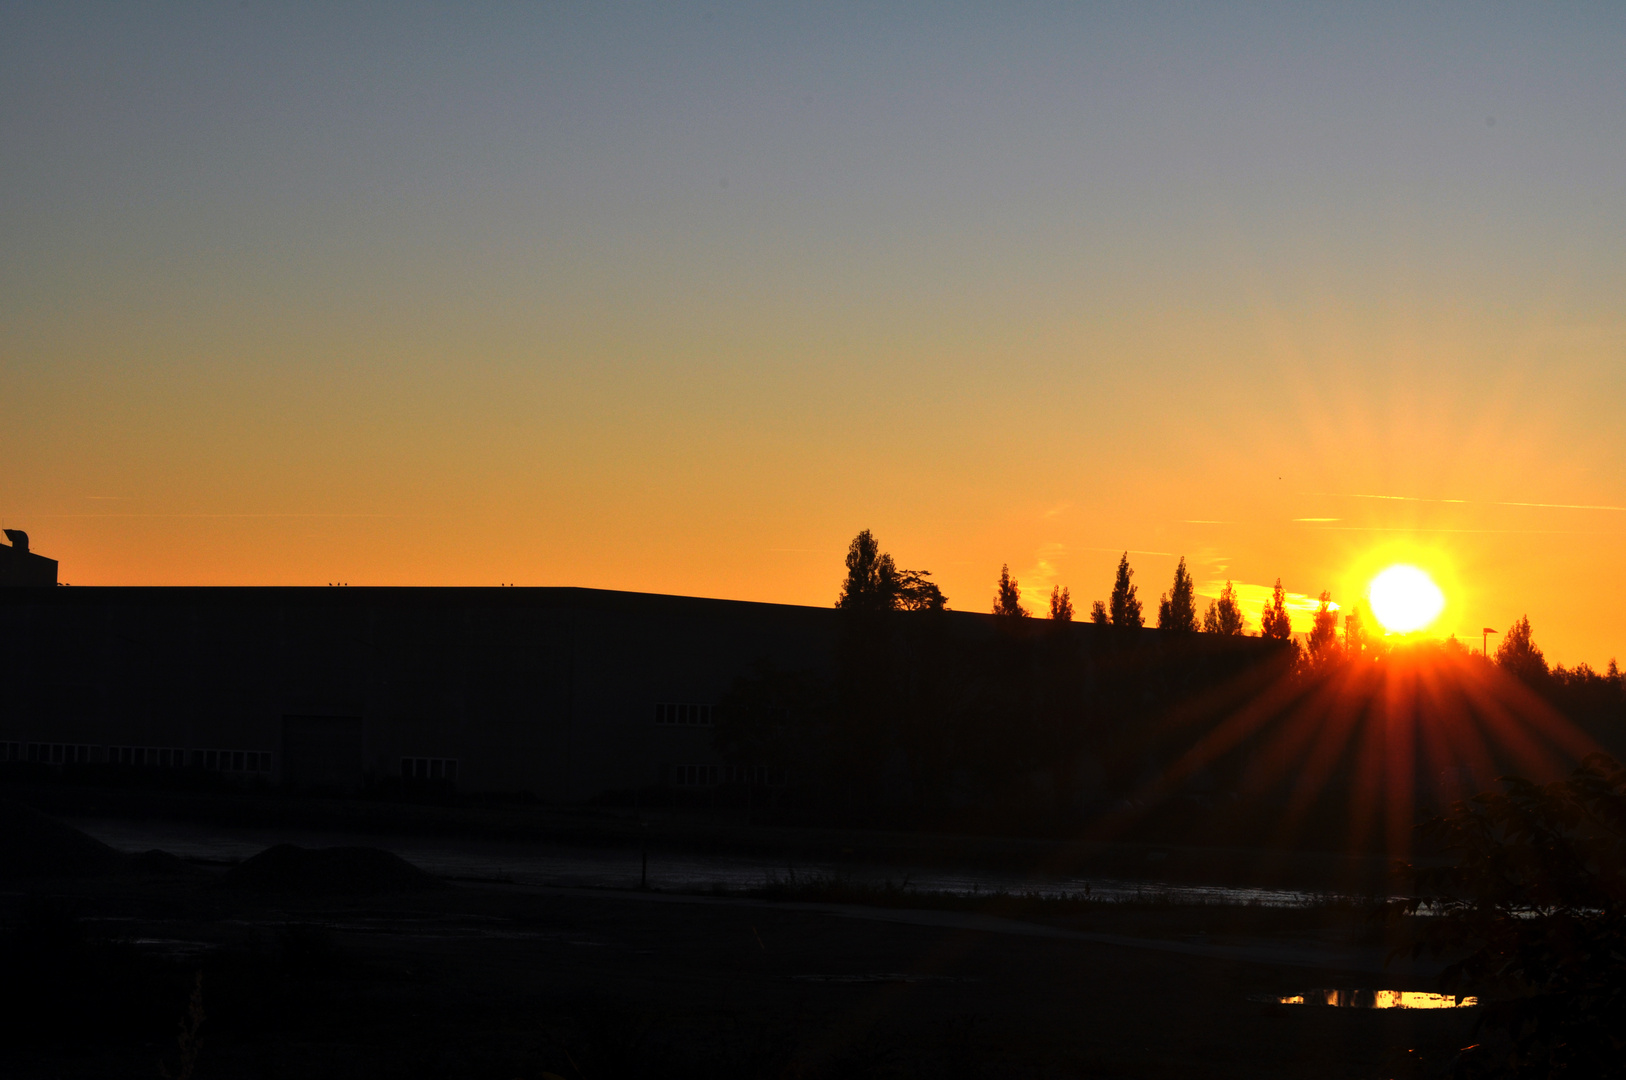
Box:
0;743;273;772
0;741;97;767
196;749;273;772
655;702;714;726
401;757;458;780
671;763;785;787
5;743;108;765
108;746;270;772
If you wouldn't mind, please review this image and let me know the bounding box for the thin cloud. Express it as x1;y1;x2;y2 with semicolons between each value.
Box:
31;513;398;519
1313;492;1468;503
1293;517;1340;522
1302;525;1588;535
1497;500;1626;512
1314;492;1625;512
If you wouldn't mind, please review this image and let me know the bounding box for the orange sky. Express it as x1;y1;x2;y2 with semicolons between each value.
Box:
4;5;1624;667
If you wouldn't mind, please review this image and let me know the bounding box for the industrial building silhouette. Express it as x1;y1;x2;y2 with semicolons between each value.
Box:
0;536;1279;801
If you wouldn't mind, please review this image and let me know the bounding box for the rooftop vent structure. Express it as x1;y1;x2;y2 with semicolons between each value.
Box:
1;528;57;586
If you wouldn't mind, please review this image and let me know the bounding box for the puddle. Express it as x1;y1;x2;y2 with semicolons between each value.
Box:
792;973;972;984
73;818;1352;908
1254;989;1477;1009
127;937;217;957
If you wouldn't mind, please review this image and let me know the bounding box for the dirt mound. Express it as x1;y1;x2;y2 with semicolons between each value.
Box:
125;848;196;875
222;844;445;895
0;802;126;880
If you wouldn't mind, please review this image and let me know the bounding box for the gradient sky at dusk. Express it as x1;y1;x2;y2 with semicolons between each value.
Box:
4;3;1625;665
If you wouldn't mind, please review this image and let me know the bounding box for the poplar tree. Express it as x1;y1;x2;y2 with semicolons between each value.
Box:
1307;591;1340;664
1049;586;1074;621
1089;600;1109;625
1108;552;1143;628
1156;557;1197;632
1202;581;1246;636
836;530;897;613
1260;579;1293;640
1343;609;1365;656
992;565;1028;617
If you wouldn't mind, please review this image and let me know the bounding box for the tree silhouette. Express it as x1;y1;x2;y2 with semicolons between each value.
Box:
1396;754;1626;1079
1089;600;1109;625
836;530;947;612
992;565;1028;617
1049;586;1073;622
1155;557;1197;632
1108;553;1143;628
1201;581;1246;636
895;569;947;612
1343;609;1366;658
1497;615;1549;684
1259;578;1293;641
1307;591;1340;664
836;530;897;613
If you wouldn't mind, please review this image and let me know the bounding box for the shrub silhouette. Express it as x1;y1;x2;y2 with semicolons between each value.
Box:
1396;753;1626;1078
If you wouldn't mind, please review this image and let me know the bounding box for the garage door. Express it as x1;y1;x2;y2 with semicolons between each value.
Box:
280;715;364;792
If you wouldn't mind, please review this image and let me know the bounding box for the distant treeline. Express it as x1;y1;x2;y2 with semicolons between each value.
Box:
714;531;1626;842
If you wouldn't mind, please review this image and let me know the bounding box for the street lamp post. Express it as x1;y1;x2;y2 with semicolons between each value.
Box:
1483;627;1498;661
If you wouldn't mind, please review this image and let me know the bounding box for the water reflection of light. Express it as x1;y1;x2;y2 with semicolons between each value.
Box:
1259;989;1477;1009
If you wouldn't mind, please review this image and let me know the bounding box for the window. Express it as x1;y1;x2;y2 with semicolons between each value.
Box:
109;746;186;767
720;764;783;786
0;742;19;762
27;743;103;764
672;763;784;787
673;763;720;786
103;746;271;772
654;702;714;726
195;749;272;773
401;757;458;781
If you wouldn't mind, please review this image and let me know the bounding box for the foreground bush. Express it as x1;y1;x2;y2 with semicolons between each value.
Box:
1398;753;1626;1078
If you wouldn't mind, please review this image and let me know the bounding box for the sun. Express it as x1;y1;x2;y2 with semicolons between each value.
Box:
1368;564;1446;634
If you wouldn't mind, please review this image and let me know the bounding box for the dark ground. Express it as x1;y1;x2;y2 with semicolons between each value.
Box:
2;864;1476;1080
0;785;1480;1078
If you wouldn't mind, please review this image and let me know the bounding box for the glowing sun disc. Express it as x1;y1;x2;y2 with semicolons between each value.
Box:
1368;565;1445;634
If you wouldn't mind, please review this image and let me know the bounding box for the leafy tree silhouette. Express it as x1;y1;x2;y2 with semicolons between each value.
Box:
894;569;947;612
992;565;1028;617
1155;557;1197;632
1089;600;1109;625
1396;754;1626;1079
1497;615;1549;684
1049;586;1073;622
1108;552;1143;628
1201;580;1246;635
836;530;945;612
1306;591;1340;664
1259;579;1293;641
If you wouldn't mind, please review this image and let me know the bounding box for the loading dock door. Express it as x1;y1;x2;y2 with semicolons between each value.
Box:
280;715;364;792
